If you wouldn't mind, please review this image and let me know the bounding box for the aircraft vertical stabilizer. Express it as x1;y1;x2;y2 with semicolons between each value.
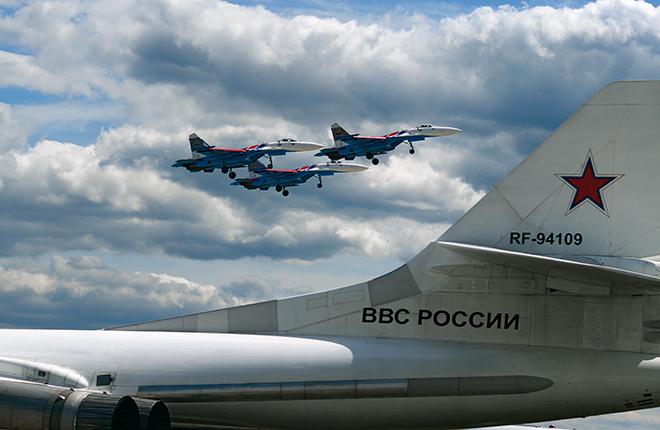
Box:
189;133;212;157
440;81;660;258
330;122;352;147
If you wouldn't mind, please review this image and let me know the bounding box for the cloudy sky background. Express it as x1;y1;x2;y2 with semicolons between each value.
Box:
2;0;660;427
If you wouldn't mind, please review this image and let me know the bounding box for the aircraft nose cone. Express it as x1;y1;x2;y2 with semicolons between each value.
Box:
429;126;462;137
286;142;326;152
333;162;369;172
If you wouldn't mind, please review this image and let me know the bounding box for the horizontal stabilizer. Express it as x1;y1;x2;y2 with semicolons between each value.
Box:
437;241;660;293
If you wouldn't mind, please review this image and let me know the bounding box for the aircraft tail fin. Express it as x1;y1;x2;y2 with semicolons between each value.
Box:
440;80;660;258
248;160;268;177
189;133;212;155
330;123;352;147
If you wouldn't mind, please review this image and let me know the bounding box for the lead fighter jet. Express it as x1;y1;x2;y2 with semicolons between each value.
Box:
172;133;324;178
316;122;462;165
232;160;368;196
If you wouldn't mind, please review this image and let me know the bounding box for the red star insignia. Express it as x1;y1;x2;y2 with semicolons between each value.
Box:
557;151;623;216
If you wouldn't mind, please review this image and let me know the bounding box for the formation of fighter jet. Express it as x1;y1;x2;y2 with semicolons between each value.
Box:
3;81;658;430
231;160;368;196
172;133;324;178
316;122;462;165
172;122;461;192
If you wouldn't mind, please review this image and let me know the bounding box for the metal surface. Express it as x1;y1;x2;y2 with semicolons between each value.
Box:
138;376;552;402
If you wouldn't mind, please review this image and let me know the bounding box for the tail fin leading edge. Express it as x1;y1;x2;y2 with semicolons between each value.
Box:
440;81;660;258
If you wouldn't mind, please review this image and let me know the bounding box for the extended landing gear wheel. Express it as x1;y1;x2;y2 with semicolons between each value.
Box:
366;153;374;160
221;167;229;174
275;185;283;192
317;183;323;188
372;158;379;165
282;189;289;197
228;171;237;179
407;141;415;155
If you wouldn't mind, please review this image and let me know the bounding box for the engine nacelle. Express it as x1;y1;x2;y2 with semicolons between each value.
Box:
0;379;170;430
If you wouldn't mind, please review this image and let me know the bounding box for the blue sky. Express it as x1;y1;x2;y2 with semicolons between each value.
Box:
2;1;660;427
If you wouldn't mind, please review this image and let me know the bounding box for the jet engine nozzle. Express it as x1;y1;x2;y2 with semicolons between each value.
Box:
0;378;171;430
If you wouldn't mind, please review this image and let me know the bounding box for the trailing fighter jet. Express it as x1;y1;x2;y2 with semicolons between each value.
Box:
172;133;324;178
231;160;368;196
316;122;462;165
4;82;660;430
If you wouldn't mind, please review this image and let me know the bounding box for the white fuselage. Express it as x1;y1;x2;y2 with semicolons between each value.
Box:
1;329;658;429
261;140;325;152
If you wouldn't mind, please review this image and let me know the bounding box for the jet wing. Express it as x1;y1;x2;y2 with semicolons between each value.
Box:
436;241;660;293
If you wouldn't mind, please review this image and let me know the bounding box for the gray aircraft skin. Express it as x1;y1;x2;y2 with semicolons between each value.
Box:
2;81;660;430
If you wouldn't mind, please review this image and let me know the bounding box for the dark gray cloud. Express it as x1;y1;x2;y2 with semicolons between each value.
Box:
0;254;305;329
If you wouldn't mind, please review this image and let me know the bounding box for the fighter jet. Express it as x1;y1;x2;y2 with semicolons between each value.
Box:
231;160;368;196
316;122;462;165
172;133;324;178
4;82;660;430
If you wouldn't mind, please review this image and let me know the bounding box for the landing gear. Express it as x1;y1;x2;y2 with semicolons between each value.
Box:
267;155;274;169
317;177;323;189
228;171;237;179
221;167;229;174
275;184;283;192
407;141;415;155
282;189;289;197
365;153;373;160
371;158;379;165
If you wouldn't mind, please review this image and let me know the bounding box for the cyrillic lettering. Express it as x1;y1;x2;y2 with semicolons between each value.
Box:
395;309;410;324
487;312;502;329
452;311;467;327
433;310;450;326
469;311;485;328
379;308;394;324
504;313;520;330
362;307;377;323
418;309;432;325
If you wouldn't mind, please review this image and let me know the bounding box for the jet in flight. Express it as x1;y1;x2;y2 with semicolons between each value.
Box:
316;122;462;165
172;133;324;178
231;160;368;196
3;81;660;430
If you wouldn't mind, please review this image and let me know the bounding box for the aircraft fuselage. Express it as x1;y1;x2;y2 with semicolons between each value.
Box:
1;329;657;429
